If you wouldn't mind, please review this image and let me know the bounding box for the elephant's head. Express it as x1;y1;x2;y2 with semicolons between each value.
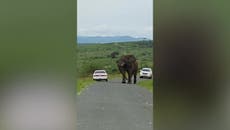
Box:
116;59;125;67
116;55;136;67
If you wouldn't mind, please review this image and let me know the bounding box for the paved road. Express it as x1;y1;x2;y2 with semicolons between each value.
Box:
76;78;153;130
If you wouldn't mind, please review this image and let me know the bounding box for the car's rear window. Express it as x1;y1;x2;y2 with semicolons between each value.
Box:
95;70;106;73
142;69;151;72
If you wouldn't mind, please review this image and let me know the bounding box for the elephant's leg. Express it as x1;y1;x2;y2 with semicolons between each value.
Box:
122;73;126;83
127;71;132;84
124;74;127;80
134;72;137;84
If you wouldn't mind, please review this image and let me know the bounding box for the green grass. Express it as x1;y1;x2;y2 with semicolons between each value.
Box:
76;40;153;93
137;79;153;92
77;41;153;77
77;77;95;95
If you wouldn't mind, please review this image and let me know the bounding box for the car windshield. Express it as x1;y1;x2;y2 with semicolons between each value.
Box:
95;70;106;73
142;69;150;72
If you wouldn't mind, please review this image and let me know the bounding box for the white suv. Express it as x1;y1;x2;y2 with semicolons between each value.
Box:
93;70;108;81
140;68;152;79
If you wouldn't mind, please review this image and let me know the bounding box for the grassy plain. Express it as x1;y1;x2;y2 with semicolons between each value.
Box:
77;40;153;93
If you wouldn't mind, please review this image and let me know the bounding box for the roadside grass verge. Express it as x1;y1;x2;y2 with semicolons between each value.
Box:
77;77;95;95
77;74;153;94
77;73;121;95
137;79;153;92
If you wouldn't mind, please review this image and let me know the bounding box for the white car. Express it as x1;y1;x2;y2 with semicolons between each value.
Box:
93;70;108;81
140;68;152;79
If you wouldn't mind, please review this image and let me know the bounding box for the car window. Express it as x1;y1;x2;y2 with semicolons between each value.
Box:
142;69;150;72
95;70;106;73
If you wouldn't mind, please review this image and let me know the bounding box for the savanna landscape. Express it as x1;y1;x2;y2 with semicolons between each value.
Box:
76;40;153;94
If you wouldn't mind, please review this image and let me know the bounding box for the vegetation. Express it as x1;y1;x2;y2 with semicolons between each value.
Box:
77;40;153;77
137;79;153;92
76;40;153;93
77;77;95;95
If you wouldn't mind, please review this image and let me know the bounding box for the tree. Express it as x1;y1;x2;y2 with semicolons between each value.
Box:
110;51;119;58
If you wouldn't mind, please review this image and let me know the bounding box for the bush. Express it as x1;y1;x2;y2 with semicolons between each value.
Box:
77;41;153;78
110;51;119;58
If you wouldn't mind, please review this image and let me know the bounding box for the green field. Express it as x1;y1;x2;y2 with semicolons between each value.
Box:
76;40;153;92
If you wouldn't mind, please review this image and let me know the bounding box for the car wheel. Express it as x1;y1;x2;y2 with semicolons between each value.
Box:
140;76;142;78
106;79;108;82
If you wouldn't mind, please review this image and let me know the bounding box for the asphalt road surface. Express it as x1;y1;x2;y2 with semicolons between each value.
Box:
77;78;153;130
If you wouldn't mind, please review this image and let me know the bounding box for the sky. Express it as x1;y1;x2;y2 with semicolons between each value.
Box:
77;0;153;39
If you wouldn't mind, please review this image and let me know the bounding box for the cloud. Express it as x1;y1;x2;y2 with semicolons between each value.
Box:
78;24;153;39
77;0;153;39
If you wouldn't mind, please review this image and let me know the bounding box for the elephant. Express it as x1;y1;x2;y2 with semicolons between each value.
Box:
116;55;138;84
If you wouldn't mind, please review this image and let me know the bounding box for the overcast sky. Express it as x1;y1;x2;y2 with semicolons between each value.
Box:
77;0;153;39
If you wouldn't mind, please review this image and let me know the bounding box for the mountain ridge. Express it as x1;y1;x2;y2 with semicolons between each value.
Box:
77;36;149;44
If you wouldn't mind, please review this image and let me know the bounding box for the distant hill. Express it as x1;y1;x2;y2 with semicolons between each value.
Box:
77;36;149;44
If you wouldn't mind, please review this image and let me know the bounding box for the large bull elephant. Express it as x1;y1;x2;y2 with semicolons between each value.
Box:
116;55;138;84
